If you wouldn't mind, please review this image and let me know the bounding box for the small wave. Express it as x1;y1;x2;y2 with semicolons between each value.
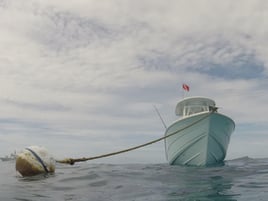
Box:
3;160;268;200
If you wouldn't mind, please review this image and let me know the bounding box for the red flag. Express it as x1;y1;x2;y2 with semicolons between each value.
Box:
182;84;190;91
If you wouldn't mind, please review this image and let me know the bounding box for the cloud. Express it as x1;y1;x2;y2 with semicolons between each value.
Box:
0;0;268;162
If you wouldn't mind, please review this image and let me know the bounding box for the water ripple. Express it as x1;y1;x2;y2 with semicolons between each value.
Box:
2;158;268;200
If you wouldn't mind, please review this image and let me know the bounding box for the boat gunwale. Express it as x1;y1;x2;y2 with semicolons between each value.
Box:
165;112;235;134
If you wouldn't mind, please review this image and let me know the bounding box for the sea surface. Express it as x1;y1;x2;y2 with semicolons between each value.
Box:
1;157;268;201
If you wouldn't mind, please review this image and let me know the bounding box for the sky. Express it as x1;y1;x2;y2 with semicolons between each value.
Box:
0;0;268;164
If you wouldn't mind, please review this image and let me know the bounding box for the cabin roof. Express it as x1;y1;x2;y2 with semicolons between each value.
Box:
175;96;216;116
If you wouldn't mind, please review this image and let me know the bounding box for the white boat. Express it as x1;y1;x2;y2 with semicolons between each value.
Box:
164;97;235;166
0;152;16;162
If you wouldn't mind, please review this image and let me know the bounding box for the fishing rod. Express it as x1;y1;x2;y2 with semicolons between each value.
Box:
153;105;167;129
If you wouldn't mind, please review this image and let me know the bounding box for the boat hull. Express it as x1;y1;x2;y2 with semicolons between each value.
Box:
165;112;235;166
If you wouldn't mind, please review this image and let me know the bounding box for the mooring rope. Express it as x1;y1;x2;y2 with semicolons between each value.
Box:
56;110;215;165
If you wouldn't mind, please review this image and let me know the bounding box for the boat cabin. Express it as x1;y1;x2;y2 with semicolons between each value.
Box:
175;97;216;117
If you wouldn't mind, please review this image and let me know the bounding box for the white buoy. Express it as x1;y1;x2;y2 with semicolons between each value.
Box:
16;146;55;177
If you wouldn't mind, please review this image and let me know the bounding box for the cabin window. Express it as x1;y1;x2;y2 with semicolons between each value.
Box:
183;105;209;116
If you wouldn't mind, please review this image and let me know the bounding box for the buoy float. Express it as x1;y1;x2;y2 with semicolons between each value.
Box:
16;146;55;177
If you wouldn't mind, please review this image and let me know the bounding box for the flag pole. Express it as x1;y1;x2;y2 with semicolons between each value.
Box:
182;83;185;99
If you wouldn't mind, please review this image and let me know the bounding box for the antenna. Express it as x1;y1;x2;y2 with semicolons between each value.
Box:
153;105;167;129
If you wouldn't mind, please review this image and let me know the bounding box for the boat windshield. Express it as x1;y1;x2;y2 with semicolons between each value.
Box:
183;105;209;116
175;97;216;116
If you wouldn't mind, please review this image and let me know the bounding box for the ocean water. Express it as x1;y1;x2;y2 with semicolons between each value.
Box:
1;157;268;201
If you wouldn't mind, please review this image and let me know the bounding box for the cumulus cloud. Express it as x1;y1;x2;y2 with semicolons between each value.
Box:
0;0;267;161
